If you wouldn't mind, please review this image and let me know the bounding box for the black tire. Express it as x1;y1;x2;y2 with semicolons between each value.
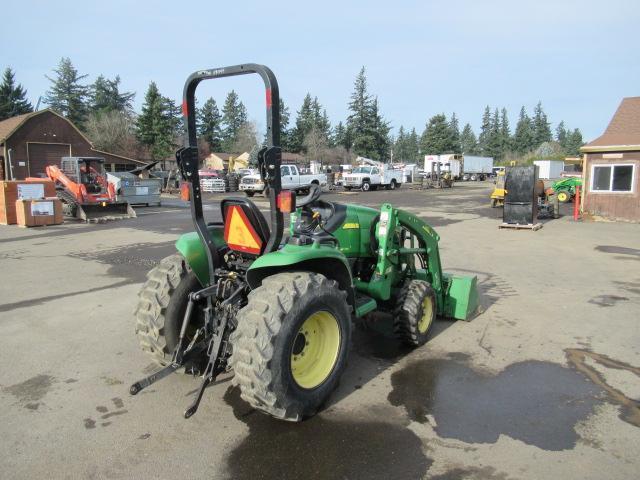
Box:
245;191;255;197
344;186;352;191
490;198;497;208
470;174;478;181
134;254;203;366
387;179;397;190
229;272;351;421
393;279;436;347
262;186;271;198
361;181;371;192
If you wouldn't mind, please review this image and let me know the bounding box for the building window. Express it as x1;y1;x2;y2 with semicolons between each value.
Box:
591;164;635;193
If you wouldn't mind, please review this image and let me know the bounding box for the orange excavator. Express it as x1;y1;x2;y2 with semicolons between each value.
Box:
46;156;136;221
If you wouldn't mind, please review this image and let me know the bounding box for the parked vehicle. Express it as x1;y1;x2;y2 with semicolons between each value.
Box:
461;156;493;181
46;156;136;221
239;164;327;197
551;177;582;203
342;157;403;191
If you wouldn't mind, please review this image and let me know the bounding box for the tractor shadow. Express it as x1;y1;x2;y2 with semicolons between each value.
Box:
326;312;456;409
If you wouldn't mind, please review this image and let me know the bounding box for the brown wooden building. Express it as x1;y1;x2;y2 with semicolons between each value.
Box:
581;97;640;222
0;109;144;180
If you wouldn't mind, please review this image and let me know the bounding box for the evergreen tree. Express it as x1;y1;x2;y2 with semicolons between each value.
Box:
346;67;378;158
136;82;180;160
477;106;492;156
197;97;222;151
406;128;420;163
449;112;461;154
0;67;33;120
291;94;315;152
221;90;248;151
332;121;349;150
279;99;292;150
565;128;583;156
371;97;391;160
90;75;134;115
44;58;89;127
499;107;511;157
394;126;408;161
555;121;567;150
420;114;455;154
513;106;535;155
460;123;478;155
484;108;502;159
532;101;552;146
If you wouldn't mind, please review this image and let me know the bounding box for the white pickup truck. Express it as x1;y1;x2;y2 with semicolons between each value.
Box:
342;165;403;191
239;164;327;197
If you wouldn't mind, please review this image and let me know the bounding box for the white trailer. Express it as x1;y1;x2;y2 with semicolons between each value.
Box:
461;156;493;181
533;160;565;179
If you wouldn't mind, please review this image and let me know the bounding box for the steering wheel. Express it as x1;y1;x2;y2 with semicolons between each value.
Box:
296;184;322;208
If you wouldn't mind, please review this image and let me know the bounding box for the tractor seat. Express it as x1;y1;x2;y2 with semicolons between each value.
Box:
221;198;270;256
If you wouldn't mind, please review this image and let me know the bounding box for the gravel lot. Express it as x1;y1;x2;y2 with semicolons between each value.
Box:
1;182;638;479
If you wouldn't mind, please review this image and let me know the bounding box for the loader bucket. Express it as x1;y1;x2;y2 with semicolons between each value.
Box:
442;273;479;321
77;202;136;222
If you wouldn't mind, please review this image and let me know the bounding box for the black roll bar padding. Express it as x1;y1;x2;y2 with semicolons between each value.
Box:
178;64;283;285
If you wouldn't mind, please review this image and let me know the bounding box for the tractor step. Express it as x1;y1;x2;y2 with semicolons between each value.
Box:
354;293;377;318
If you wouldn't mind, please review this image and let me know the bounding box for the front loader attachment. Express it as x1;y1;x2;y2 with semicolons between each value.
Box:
77;202;136;222
442;273;478;321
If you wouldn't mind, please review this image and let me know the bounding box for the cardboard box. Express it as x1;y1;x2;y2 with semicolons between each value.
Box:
0;180;56;225
15;198;63;227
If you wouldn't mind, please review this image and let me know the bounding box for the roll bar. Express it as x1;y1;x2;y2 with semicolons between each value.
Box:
176;64;283;285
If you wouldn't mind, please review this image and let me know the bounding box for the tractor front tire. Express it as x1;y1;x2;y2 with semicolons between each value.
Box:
394;280;436;347
229;272;351;421
134;254;202;366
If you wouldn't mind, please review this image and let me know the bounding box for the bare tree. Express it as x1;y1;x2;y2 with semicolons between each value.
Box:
231;121;259;154
85;110;137;155
303;126;329;165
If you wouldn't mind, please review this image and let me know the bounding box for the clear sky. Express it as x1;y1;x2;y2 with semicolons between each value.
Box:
1;0;638;141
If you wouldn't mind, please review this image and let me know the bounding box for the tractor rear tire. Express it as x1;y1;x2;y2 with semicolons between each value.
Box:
394;279;436;347
557;191;571;203
134;254;203;366
229;272;351;421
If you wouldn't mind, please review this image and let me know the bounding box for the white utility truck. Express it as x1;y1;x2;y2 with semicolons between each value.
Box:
342;157;404;191
239;164;327;197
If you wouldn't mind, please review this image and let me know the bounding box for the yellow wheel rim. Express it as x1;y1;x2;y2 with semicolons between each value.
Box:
417;297;434;334
557;192;568;202
290;311;341;389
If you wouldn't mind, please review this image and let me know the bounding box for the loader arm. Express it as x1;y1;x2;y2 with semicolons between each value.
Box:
46;165;86;202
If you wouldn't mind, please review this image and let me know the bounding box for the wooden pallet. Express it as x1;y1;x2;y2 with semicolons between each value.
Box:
498;222;543;231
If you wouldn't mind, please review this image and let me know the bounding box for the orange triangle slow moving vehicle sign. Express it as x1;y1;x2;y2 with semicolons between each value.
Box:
224;205;263;255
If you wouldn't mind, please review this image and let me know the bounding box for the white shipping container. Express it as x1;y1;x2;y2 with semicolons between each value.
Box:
533;160;564;179
463;156;493;174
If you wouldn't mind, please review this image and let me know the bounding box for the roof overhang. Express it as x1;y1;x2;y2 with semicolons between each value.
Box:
581;144;640;153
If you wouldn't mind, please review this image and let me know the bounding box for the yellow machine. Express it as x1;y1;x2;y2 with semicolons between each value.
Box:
490;170;506;207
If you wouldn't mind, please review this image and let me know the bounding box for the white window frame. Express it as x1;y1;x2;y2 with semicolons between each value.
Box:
589;163;636;194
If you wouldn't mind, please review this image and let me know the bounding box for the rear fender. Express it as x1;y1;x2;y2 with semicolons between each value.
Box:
246;244;355;308
175;225;226;286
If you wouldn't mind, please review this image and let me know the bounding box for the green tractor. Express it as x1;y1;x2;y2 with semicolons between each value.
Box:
552;177;582;203
130;64;479;421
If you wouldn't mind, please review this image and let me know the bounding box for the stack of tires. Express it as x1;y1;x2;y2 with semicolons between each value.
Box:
226;173;240;192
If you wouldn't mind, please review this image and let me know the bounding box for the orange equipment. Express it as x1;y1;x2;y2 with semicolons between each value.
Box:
46;157;136;221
